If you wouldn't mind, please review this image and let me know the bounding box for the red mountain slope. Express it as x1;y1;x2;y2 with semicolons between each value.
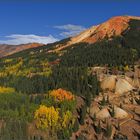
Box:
52;15;140;52
0;43;44;58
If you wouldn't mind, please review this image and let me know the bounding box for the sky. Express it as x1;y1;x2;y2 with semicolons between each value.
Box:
0;0;140;45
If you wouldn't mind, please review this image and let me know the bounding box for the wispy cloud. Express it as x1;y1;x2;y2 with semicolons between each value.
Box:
0;34;58;45
0;25;86;45
54;24;86;37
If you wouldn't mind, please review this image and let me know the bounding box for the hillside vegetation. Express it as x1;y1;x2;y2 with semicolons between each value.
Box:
0;18;140;140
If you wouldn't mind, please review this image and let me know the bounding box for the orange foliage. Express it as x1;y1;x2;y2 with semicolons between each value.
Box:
50;88;74;101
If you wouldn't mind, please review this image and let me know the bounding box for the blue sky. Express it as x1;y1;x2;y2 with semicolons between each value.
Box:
0;1;140;44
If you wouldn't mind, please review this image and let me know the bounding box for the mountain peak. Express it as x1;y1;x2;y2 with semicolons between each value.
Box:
72;15;140;44
50;15;140;52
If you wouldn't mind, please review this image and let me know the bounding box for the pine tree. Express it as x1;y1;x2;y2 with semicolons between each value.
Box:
85;92;91;107
92;113;96;122
117;122;120;131
106;95;109;104
95;120;101;134
79;105;87;125
101;96;106;106
73;119;79;132
120;103;123;108
111;106;115;117
106;123;112;138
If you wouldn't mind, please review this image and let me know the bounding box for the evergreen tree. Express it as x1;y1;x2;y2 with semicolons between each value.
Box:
106;95;110;104
95;120;101;134
73;119;79;132
120;103;123;108
111;105;115;117
85;92;91;107
117;122;120;131
106;123;112;138
92;113;96;122
100;96;106;106
79;105;87;125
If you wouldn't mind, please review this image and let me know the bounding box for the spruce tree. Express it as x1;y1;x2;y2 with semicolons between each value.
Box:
106;123;112;138
111;105;115;117
73;119;79;132
79;105;87;125
101;96;106;106
92;113;96;122
120;103;123;108
95;120;101;134
117;122;120;131
85;92;91;107
106;95;109;104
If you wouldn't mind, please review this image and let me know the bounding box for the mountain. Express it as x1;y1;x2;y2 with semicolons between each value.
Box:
0;43;44;58
71;15;140;43
50;15;140;52
0;16;140;57
0;15;140;140
2;15;140;68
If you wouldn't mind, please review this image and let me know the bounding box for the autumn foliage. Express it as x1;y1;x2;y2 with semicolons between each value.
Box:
49;88;74;101
34;105;59;130
61;110;73;128
34;105;75;131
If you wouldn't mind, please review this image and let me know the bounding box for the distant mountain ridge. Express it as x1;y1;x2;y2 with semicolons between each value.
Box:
0;43;44;58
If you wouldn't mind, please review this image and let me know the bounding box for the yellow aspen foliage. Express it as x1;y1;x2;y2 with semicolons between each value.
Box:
49;88;74;101
4;59;23;75
34;105;59;130
124;65;129;71
61;110;72;128
0;86;15;94
4;59;13;63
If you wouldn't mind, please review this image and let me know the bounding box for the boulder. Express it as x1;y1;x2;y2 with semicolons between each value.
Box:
115;79;134;94
89;105;100;118
132;78;140;88
96;108;111;119
114;107;128;119
101;75;117;91
135;107;140;114
124;76;133;85
123;98;131;104
125;71;134;78
134;65;140;78
131;98;137;105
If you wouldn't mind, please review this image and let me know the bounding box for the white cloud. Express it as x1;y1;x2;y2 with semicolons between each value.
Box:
0;34;58;45
54;24;85;31
54;24;86;37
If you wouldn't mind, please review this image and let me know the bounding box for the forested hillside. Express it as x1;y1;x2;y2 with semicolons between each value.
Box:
0;18;140;140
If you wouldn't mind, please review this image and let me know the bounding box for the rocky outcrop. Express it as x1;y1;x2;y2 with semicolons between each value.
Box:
96;108;111;119
114;107;128;119
89;104;100;119
134;65;140;78
124;76;133;85
100;75;135;95
115;79;134;94
132;78;140;88
101;75;117;91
